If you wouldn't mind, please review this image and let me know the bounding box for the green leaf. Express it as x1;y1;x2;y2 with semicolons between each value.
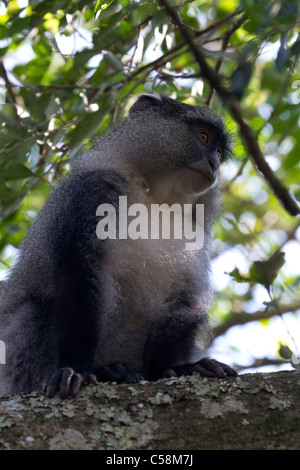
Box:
103;51;124;72
0;163;34;181
94;0;115;18
290;38;300;57
68;108;109;151
1;137;36;166
278;343;293;360
278;343;300;370
282;147;300;170
226;268;249;283
275;44;291;70
249;251;285;288
230;62;253;99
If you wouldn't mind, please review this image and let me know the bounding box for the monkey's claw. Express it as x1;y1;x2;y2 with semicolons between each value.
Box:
42;367;97;398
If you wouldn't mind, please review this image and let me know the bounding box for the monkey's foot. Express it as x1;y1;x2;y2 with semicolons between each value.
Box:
42;367;98;399
161;358;238;379
94;362;144;384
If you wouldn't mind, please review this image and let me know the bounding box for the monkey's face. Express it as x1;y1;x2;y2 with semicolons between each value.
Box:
133;121;227;204
182;124;224;195
159;123;225;201
125;94;232;202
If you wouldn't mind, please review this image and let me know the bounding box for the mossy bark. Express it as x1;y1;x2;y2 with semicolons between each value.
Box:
0;370;299;450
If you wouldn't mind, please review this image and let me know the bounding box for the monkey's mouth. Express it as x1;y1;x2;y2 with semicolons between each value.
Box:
188;163;215;185
192;169;214;185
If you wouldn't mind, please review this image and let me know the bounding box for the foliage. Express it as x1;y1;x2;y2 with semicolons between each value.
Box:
0;0;299;371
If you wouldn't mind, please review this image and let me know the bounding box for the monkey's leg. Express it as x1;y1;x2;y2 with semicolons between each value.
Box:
143;311;237;381
2;299;55;394
42;260;101;398
39;170;126;398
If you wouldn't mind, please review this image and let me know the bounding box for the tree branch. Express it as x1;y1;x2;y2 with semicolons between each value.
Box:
159;0;300;217
1;371;300;450
213;302;300;338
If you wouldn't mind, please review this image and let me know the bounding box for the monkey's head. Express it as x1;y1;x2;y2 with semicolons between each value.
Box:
126;94;232;201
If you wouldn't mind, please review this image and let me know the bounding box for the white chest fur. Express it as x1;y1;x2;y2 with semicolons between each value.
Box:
96;236;203;370
94;177;211;371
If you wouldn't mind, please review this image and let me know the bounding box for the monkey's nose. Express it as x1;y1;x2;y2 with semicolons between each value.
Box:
207;152;220;172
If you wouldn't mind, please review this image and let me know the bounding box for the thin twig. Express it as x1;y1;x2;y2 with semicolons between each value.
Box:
206;13;247;106
238;358;290;370
0;61;21;123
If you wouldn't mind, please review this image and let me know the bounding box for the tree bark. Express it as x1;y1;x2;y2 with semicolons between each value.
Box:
0;370;299;450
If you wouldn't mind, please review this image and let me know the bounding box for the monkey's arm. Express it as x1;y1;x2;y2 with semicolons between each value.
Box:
143;304;237;381
41;170;126;398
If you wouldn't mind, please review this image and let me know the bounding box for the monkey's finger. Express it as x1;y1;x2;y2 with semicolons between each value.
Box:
84;373;98;386
214;361;238;377
95;365;122;383
192;363;216;377
59;367;75;399
41;376;50;393
198;358;226;378
43;369;63;398
114;363;134;383
161;368;178;378
115;363;144;383
69;372;98;397
69;372;83;398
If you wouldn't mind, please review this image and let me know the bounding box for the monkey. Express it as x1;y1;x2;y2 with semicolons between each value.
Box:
0;94;237;399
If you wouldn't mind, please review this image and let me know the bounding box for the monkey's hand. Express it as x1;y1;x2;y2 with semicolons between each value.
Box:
42;367;98;399
161;358;238;379
94;362;144;384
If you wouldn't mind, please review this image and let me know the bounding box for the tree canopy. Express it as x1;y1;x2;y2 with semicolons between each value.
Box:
0;0;299;373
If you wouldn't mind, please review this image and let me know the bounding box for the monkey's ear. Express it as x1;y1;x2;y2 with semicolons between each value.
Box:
129;94;162;115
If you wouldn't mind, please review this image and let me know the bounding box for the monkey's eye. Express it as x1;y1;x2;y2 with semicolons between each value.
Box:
199;132;208;144
217;148;223;160
197;130;209;145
